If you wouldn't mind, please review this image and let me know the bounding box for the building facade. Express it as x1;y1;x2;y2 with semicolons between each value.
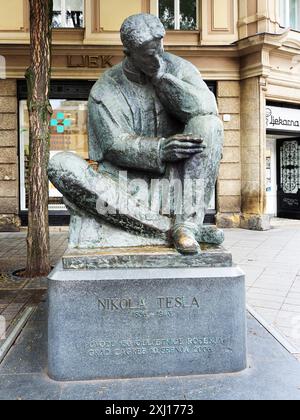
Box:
0;0;300;232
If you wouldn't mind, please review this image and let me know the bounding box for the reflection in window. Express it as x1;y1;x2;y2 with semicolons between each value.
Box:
290;0;300;29
159;0;197;30
52;0;84;28
159;0;175;30
20;100;88;211
280;0;300;30
180;0;197;30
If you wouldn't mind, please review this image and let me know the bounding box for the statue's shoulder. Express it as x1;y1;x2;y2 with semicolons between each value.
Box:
90;64;123;103
163;52;201;77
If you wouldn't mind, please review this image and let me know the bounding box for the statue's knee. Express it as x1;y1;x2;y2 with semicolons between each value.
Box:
48;152;89;183
185;115;222;135
185;115;223;151
184;115;204;135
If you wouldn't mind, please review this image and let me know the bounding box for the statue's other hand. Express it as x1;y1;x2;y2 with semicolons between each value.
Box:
160;134;206;163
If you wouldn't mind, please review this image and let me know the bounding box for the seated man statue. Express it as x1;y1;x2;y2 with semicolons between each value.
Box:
48;13;224;255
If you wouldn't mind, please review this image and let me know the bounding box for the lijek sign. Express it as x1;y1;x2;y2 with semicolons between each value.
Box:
266;106;300;132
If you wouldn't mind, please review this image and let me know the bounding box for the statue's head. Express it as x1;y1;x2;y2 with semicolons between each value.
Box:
120;14;165;76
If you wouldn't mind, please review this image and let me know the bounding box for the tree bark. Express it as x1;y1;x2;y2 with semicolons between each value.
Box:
25;0;53;277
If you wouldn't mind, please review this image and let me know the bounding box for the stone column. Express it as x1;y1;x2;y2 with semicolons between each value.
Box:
0;79;20;232
216;81;242;228
240;76;270;231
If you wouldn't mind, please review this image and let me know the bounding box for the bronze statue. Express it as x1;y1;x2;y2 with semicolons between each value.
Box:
48;14;224;255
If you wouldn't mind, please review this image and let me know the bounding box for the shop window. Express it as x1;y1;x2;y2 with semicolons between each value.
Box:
280;0;300;31
52;0;84;28
19;99;88;211
159;0;198;30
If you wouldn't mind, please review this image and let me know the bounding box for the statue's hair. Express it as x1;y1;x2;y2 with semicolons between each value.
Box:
120;14;165;50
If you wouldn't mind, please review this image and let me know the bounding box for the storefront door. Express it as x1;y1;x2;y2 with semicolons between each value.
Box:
277;138;300;219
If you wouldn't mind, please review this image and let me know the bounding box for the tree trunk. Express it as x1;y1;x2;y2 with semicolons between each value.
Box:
25;0;53;277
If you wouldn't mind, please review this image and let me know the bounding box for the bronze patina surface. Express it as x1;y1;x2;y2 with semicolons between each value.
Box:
62;245;232;270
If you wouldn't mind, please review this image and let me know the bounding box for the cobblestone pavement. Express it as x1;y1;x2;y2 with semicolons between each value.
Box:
0;220;300;360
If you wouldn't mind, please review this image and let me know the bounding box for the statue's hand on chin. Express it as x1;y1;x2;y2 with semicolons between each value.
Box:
142;55;166;85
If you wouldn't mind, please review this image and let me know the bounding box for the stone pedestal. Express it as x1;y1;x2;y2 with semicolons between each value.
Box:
62;245;233;270
48;247;247;382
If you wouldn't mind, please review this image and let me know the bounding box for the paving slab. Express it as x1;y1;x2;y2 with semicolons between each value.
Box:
0;231;68;342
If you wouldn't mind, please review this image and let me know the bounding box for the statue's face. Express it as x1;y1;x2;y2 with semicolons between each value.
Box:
129;38;164;77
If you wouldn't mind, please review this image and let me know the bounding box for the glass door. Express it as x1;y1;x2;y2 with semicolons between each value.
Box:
277;138;300;219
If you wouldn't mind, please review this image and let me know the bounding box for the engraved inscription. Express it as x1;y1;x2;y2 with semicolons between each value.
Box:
88;296;230;359
98;298;146;311
157;296;200;309
98;296;200;312
81;336;230;358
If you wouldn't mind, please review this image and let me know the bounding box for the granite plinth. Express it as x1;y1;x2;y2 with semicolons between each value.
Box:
62;245;232;270
48;259;247;382
2;308;300;400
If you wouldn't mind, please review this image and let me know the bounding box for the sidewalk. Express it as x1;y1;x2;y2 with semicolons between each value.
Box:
224;218;300;360
0;219;300;361
0;229;68;345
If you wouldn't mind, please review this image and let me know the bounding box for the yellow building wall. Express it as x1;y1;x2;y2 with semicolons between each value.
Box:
0;0;24;31
201;0;239;46
213;0;230;29
100;0;142;31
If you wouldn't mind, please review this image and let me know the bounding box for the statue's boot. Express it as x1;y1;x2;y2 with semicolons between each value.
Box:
172;225;201;255
196;226;224;245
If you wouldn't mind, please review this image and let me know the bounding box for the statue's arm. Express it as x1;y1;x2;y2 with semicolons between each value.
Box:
153;64;218;123
105;133;166;174
88;98;166;174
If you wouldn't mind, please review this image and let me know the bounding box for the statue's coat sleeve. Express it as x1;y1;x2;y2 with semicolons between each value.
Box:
155;55;218;123
88;74;165;174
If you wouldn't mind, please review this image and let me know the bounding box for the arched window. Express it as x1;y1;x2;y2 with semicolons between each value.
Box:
158;0;198;30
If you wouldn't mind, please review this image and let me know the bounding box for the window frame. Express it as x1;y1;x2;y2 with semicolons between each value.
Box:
158;0;199;31
52;0;85;29
280;0;300;31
